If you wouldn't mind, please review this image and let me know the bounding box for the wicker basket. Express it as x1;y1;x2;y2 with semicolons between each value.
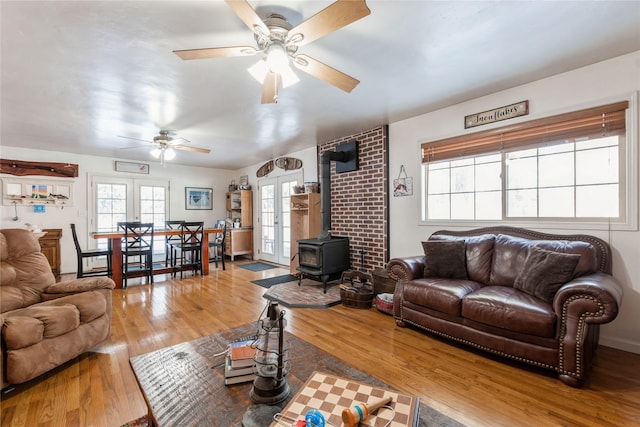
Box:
372;268;397;295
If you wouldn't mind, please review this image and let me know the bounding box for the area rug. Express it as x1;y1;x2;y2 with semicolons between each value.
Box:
262;278;342;308
251;274;298;288
238;262;278;271
128;323;464;427
120;415;147;427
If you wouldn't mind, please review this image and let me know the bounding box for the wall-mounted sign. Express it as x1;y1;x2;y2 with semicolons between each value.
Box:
464;100;529;129
115;161;149;174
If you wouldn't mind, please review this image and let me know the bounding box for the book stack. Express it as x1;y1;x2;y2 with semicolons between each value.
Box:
224;335;258;385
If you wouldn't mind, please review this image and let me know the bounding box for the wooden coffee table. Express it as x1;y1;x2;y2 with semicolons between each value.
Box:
129;323;447;427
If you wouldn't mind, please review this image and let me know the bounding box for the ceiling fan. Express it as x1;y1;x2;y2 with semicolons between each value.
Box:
118;130;211;164
173;0;371;104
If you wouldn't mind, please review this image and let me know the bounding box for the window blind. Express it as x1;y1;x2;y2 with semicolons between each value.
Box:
421;101;628;163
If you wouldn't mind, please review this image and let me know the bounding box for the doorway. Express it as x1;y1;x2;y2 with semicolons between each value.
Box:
258;172;302;265
89;175;170;257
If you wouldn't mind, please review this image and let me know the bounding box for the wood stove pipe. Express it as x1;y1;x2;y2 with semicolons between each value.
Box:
318;150;348;241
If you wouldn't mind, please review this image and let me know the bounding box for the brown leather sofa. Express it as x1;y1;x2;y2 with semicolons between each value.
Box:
1;229;115;388
387;226;623;387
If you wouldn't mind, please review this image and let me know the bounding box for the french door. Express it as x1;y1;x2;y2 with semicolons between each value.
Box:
258;173;302;265
89;176;169;256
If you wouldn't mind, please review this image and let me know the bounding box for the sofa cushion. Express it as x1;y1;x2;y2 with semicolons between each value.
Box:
514;246;581;303
489;234;531;286
531;240;597;278
430;234;495;285
422;240;468;279
403;277;483;316
462;286;556;337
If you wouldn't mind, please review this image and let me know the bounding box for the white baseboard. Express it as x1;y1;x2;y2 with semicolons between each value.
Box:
599;336;640;354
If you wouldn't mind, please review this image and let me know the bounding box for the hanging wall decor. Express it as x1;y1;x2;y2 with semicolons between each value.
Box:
274;157;303;171
393;165;413;197
256;160;274;178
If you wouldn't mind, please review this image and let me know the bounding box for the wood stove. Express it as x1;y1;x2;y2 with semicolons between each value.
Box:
296;147;355;292
297;236;350;292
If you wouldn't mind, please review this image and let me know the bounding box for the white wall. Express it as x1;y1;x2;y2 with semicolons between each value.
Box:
388;51;640;354
0;147;236;274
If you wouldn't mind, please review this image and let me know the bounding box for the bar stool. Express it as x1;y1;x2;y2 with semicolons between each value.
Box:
171;221;204;279
165;220;184;268
120;222;154;288
209;220;227;270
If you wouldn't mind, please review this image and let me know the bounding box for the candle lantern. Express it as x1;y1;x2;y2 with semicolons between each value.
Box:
249;301;290;405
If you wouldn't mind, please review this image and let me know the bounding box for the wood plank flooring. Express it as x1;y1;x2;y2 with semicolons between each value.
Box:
1;261;639;427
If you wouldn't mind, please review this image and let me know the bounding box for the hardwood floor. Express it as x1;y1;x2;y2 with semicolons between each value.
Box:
1;261;639;427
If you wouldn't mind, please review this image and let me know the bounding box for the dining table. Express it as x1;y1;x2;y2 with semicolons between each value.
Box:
92;227;223;289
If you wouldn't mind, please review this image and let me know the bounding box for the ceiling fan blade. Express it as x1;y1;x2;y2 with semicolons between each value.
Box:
174;145;211;154
173;46;257;60
288;0;371;47
167;137;191;145
119;144;150;151
293;54;360;93
261;71;280;104
117;135;153;143
224;0;269;36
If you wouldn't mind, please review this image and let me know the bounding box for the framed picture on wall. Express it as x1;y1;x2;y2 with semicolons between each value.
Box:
185;187;213;210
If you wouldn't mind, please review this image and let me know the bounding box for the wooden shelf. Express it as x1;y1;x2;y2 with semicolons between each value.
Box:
226;190;253;260
290;193;321;274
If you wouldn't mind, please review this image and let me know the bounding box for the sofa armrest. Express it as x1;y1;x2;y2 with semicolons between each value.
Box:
43;277;115;297
553;272;623;324
387;256;425;282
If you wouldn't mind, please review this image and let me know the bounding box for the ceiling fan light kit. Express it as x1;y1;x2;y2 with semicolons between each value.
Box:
173;0;371;103
118;130;211;164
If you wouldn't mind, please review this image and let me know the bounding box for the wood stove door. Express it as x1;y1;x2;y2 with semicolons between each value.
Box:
258;173;302;265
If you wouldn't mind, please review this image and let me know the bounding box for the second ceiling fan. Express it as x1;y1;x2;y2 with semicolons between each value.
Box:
118;130;211;164
173;0;371;104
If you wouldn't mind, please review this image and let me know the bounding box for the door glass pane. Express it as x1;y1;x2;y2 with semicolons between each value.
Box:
139;185;166;253
96;183;127;232
95;183;127;250
261;184;276;256
281;181;294;263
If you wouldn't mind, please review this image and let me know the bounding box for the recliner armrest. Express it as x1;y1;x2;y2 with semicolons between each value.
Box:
387;256;425;282
43;277;116;296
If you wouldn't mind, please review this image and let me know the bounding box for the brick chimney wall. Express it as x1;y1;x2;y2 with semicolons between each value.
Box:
318;126;389;272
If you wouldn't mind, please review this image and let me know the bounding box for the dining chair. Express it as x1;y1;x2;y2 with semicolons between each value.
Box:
209;220;227;270
171;221;204;279
121;222;154;288
164;220;184;268
70;223;112;278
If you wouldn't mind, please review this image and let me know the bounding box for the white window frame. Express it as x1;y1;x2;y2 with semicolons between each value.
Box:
420;93;638;231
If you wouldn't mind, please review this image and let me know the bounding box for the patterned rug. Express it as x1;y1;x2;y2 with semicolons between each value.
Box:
120;415;147;427
127;323;465;427
263;278;342;308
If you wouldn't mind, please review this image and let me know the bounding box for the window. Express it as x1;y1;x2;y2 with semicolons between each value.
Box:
421;100;634;227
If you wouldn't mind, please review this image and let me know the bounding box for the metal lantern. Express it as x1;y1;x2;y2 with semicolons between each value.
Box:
249;301;290;405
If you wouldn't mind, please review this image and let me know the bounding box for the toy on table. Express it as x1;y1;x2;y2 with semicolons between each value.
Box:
342;395;393;427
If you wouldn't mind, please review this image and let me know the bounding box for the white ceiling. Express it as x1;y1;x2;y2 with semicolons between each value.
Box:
2;1;639;169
